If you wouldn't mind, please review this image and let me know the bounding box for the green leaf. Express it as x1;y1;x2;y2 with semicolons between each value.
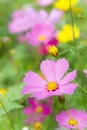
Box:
0;84;24;115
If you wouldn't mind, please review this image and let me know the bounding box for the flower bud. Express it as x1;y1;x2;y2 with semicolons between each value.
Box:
58;96;65;103
48;45;58;57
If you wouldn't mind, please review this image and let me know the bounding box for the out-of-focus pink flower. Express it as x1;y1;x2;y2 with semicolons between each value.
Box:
24;98;52;124
8;7;63;34
36;0;54;7
22;58;78;100
8;7;36;33
35;9;63;25
47;9;63;25
56;108;87;130
26;23;55;46
83;69;87;77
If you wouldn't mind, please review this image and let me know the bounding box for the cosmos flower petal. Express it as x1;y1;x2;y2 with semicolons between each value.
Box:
24;107;34;115
47;9;63;24
26;32;39;46
83;69;87;77
59;83;78;94
59;70;77;85
28;98;37;108
37;0;54;7
31;91;50;100
40;59;56;81
32;90;62;100
55;58;69;81
22;85;44;95
22;71;47;94
23;71;47;86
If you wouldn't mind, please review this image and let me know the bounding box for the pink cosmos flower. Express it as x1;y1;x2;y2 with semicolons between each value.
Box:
22;58;78;100
26;23;55;46
24;98;52;124
83;69;87;77
56;108;87;130
8;7;63;34
36;0;54;7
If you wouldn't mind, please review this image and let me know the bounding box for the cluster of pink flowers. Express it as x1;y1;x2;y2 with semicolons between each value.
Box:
8;2;87;129
8;7;63;34
22;58;87;129
8;7;63;55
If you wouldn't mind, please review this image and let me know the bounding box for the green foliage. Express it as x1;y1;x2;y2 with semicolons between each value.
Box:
0;84;24;114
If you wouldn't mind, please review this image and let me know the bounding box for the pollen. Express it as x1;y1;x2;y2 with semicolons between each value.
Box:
47;81;58;91
33;122;42;130
39;35;46;41
68;118;78;126
36;106;43;113
47;45;58;57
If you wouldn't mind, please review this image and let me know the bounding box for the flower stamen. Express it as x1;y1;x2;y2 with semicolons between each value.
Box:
35;106;43;113
39;35;45;41
47;81;58;91
68;118;78;126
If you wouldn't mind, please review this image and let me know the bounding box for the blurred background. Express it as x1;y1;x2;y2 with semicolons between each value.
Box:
0;0;87;130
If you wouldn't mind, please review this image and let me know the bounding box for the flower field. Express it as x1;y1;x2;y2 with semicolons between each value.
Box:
0;0;87;130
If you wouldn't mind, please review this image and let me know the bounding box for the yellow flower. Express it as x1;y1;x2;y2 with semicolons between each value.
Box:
0;88;6;98
57;24;80;43
54;0;79;11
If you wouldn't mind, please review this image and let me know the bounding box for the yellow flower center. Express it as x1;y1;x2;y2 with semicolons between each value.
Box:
39;35;45;41
47;81;58;91
47;45;58;57
33;122;42;130
36;106;43;113
68;119;78;126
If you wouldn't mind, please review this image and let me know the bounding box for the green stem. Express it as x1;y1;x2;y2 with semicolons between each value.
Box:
81;76;87;111
78;86;87;94
0;100;15;130
69;0;76;45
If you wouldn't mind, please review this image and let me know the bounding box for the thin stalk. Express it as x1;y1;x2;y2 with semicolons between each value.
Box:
81;76;87;111
78;85;87;94
69;0;76;45
0;100;15;130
